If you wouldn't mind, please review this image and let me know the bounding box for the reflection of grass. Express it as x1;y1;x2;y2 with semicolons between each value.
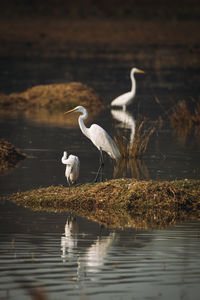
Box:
170;99;200;143
113;157;150;180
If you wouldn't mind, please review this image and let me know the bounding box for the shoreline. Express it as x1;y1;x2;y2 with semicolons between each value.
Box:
0;18;199;68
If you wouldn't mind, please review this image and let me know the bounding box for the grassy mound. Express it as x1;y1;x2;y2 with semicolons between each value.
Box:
6;178;200;229
0;139;26;175
0;82;104;126
0;82;104;113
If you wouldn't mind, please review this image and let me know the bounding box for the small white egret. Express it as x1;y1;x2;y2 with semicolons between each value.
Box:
111;67;145;111
61;151;80;187
64;106;121;182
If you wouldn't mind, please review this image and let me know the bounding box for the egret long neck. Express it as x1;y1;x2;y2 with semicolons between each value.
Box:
78;111;90;139
130;72;136;93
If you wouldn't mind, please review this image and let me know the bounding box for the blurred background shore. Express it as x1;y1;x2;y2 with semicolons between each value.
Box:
0;0;199;64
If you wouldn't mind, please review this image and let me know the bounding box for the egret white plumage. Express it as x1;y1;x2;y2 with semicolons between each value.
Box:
64;106;121;182
111;67;144;111
61;151;80;187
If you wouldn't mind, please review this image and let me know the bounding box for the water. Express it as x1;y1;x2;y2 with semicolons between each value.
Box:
0;202;200;300
0;57;200;299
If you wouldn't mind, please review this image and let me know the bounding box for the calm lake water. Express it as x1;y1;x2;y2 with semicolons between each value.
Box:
0;56;200;299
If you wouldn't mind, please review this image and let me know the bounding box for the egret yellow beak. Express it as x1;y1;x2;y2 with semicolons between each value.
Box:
137;69;145;74
64;108;77;114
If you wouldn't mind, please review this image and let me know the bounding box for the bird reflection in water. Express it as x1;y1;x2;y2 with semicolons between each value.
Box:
61;215;78;262
77;231;116;281
61;216;116;281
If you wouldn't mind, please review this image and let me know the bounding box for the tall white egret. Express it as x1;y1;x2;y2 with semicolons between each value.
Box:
64;106;121;182
111;67;145;111
61;151;80;187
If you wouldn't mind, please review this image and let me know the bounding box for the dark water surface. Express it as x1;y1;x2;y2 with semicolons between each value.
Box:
0;201;200;300
0;57;200;299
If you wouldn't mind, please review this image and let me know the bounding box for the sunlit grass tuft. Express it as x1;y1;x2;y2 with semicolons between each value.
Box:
114;117;161;159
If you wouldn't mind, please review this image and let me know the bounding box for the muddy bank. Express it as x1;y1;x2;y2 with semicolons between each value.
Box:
6;178;200;229
0;139;26;175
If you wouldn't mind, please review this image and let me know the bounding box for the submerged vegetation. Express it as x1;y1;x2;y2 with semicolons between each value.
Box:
6;178;200;229
0;139;26;175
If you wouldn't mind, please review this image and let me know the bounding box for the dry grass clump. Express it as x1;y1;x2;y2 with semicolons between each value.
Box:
0;139;26;174
0;82;104;127
113;118;162;179
114;118;160;159
6;178;200;229
0;82;104;114
170;99;200;143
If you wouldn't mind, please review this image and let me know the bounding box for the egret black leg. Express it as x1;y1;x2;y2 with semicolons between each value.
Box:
67;180;71;193
99;149;104;182
93;150;104;182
